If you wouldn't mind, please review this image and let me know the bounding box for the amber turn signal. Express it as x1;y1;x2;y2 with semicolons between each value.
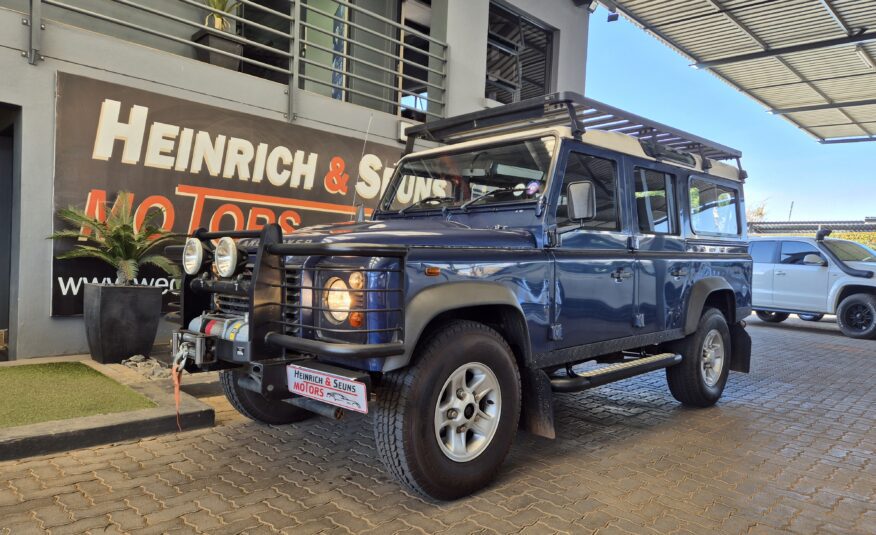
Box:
425;266;441;277
349;312;364;328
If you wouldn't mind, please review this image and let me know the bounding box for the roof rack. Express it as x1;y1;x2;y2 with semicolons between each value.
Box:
404;92;743;162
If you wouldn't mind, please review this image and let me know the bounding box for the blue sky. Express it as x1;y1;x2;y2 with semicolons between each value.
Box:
585;9;875;222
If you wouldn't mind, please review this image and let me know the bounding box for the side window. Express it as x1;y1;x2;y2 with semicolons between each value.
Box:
780;241;823;265
556;152;618;230
688;178;740;236
634;168;675;234
750;241;777;263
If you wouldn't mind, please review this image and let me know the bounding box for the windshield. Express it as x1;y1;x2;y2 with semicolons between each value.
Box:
823;240;876;263
380;136;556;213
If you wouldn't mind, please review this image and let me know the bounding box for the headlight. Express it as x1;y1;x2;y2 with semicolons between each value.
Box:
323;277;352;324
182;238;204;275
214;237;239;278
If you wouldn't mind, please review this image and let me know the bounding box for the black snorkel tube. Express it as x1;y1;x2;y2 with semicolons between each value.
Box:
815;228;874;279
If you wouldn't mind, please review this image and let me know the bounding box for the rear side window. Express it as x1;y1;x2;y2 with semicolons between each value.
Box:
780;241;824;265
688;178;740;236
750;241;777;263
635;168;675;234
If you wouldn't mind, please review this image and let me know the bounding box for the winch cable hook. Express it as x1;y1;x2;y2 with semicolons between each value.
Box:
171;345;191;432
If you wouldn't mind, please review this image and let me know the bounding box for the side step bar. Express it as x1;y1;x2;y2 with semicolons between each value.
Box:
550;353;682;393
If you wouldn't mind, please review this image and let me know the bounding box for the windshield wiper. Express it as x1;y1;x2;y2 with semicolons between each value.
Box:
460;187;522;211
398;196;455;215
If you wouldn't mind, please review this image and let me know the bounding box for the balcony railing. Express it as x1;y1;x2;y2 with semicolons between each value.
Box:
10;0;447;121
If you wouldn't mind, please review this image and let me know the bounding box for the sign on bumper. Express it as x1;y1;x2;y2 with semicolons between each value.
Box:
287;364;368;414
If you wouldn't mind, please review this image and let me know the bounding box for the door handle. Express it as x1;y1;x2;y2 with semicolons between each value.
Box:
611;268;633;282
670;267;689;278
775;270;787;276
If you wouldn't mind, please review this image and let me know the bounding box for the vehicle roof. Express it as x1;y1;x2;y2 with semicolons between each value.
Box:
404;126;744;182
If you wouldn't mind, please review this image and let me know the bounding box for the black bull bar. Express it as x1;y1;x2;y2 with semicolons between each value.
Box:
174;224;407;366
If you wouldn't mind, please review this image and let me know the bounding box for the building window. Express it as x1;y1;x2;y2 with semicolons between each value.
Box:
485;2;554;104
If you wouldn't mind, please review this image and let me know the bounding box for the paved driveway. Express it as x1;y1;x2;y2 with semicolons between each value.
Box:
1;316;874;534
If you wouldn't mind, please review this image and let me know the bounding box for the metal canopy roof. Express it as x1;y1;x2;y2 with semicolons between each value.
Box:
607;0;876;143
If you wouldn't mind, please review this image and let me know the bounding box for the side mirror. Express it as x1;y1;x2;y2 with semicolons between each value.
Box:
567;180;596;222
803;254;827;266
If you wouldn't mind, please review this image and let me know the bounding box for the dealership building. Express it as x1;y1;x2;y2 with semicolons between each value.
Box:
0;0;591;359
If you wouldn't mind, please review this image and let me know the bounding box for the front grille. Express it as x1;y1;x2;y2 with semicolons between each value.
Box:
283;265;303;336
214;263;253;315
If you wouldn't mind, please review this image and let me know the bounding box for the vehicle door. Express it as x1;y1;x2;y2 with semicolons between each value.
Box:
773;240;830;311
749;240;779;307
550;143;635;347
628;161;687;334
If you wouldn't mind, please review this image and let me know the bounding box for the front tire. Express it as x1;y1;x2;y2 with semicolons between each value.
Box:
666;308;731;407
836;294;876;339
373;320;521;500
755;310;789;323
220;369;313;424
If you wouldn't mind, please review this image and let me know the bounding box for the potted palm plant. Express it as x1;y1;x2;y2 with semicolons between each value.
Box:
192;0;243;71
50;192;180;364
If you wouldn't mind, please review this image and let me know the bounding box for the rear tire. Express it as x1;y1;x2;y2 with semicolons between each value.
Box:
220;369;313;424
798;313;824;322
836;294;876;340
373;320;521;500
755;310;789;323
666;308;731;407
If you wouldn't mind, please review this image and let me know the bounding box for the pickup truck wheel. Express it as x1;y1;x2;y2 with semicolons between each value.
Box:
219;369;313;425
755;310;789;323
836;294;876;339
373;320;521;500
666;308;730;407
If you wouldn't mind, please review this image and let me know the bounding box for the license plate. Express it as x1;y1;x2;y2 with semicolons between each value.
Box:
287;364;368;414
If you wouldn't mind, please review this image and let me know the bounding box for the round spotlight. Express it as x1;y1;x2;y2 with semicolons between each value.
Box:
214;237;239;278
182;238;204;275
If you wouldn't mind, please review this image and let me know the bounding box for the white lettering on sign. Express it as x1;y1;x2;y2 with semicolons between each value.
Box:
90;99;338;195
287;364;368;414
91;99;148;165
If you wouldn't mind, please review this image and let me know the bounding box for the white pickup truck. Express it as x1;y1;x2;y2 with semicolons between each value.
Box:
749;232;876;339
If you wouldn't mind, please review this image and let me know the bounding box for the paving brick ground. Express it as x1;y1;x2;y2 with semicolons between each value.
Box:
1;316;874;534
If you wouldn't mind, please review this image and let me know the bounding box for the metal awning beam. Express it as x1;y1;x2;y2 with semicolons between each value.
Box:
693;31;876;69
771;98;876;114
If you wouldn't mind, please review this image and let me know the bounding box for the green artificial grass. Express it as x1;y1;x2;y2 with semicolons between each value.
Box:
0;362;155;429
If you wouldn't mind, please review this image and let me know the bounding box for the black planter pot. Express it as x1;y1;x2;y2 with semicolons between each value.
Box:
192;29;243;71
83;284;163;364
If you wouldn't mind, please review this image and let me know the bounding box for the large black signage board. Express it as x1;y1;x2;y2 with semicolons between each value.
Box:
52;73;402;316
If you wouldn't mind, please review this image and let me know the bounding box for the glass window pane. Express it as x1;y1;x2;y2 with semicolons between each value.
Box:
635;169;674;234
557;153;618;230
749;241;776;263
689;179;740;236
780;241;822;265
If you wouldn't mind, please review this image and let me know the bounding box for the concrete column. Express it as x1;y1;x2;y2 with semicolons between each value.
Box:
429;0;490;118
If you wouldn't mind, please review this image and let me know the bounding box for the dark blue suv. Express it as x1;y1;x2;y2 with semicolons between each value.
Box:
173;93;752;500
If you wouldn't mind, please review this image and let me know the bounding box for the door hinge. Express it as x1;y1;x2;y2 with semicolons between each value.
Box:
0;329;7;350
549;324;563;341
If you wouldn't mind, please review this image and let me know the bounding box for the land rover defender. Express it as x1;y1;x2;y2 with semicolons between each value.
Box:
172;93;753;500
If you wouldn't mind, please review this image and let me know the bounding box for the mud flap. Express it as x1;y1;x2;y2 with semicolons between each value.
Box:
729;322;751;373
520;367;555;439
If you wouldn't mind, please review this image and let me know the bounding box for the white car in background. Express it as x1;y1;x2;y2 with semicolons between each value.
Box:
749;231;876;339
